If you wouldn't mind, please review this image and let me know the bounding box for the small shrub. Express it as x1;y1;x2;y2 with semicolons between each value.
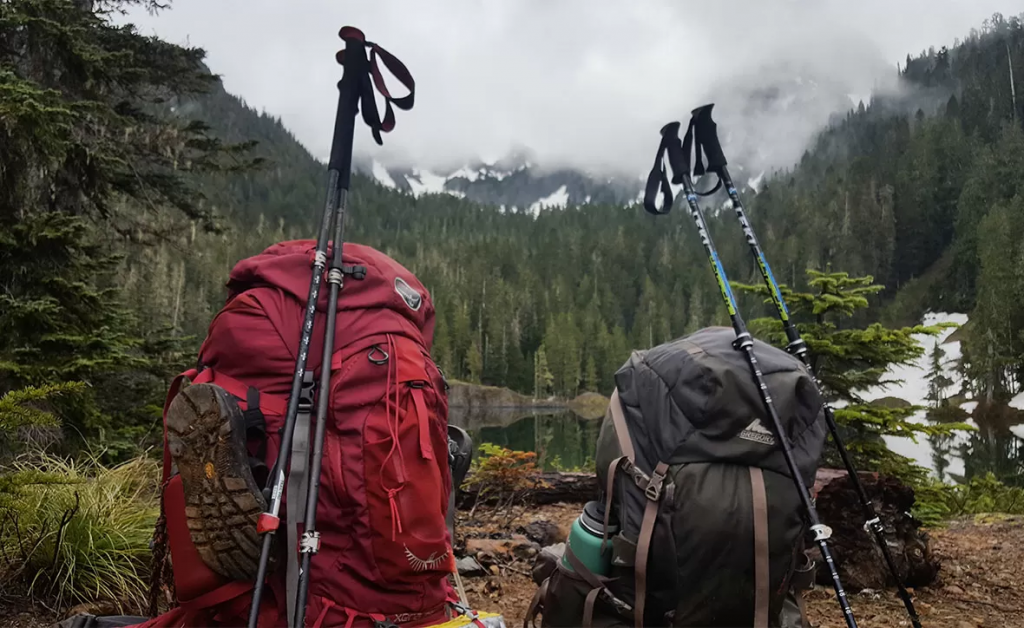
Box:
0;453;159;613
465;443;545;525
912;472;1024;527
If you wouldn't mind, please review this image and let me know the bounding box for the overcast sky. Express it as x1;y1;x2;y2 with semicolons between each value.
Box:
119;1;1021;177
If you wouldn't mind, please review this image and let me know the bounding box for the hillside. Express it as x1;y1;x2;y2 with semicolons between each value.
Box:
102;13;1024;414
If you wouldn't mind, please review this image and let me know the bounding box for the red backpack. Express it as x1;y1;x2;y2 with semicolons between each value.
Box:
142;240;459;628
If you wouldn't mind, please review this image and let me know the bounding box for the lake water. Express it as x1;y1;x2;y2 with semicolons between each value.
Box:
450;313;1024;486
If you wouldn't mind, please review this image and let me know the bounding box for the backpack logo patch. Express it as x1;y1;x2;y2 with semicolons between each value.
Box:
739;418;776;446
404;545;447;571
394;277;422;311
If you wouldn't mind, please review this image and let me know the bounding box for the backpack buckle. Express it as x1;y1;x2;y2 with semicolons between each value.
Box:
297;371;316;413
644;468;666;501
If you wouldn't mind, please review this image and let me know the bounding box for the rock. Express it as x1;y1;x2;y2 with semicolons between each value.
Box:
943;584;966;596
465;537;541;564
456;556;486;577
519;520;566;546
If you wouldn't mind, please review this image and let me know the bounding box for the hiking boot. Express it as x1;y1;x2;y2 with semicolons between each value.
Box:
165;382;267;581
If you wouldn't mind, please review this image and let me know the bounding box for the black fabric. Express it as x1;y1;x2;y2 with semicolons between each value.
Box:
669;463;805;626
606;484;677;627
239;386;269;489
538;561;632;628
589;326;825;628
613;327;826;487
446;425;473;541
242;386;267;456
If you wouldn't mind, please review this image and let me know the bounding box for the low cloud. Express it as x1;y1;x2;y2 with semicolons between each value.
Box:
120;0;1019;176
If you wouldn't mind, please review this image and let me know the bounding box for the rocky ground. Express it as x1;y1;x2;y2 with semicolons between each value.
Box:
458;506;1024;628
6;507;1023;628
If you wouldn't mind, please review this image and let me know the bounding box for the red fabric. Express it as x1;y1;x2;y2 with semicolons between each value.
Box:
148;240;455;627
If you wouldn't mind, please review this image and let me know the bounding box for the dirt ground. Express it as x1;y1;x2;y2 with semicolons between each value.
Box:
6;509;1023;627
460;507;1024;628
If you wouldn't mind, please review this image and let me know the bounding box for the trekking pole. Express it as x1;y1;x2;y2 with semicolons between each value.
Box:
683;104;923;628
643;120;859;628
247;26;415;628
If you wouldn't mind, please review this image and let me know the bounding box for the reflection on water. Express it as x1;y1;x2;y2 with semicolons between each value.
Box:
923;402;1024;486
448;408;601;472
452;403;1024;485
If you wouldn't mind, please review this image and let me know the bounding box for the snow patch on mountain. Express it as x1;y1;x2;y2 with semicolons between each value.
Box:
407;169;448;197
449;166;480;183
528;185;569;216
372;160;395;189
748;171;766;193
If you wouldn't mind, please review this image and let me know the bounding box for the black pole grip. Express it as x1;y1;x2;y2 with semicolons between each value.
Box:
330;31;367;184
692;104;728;171
660;122;688;185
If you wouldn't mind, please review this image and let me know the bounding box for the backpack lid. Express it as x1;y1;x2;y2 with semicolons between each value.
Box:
225;240;435;346
609;326;827;485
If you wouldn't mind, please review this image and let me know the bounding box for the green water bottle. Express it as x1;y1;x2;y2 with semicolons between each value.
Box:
562;500;618;576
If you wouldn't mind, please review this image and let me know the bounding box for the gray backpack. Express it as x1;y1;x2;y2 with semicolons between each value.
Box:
527;327;826;627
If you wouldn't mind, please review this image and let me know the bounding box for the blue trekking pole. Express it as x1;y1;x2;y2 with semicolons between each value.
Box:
643;114;859;628
678;103;923;628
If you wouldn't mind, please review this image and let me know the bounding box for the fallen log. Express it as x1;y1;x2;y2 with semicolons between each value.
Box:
455;471;598;509
457;467;938;590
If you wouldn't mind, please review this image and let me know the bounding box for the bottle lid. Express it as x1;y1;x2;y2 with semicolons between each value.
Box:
580;500;619;536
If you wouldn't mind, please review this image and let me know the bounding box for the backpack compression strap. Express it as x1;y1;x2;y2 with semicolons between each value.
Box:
605;389;672;628
642;105;728;215
337;26;415;146
750;467;770;628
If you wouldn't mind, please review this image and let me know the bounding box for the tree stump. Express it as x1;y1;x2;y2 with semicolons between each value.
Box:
810;468;939;590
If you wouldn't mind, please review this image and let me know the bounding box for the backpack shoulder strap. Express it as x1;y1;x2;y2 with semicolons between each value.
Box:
634;462;669;628
608;388;635;461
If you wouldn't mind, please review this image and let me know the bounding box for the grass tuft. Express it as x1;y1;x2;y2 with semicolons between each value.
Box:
0;453;159;613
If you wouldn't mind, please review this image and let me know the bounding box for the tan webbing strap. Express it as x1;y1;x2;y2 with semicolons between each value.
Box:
523;578;548;628
608;388;636;462
582;587;601;628
634;461;668;628
602;456;626;553
750;467;770;628
285;401;312;627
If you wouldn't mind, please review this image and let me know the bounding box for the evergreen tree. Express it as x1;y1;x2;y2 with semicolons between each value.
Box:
0;0;257;454
534;346;554;399
926;342;955;408
735;269;972;480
